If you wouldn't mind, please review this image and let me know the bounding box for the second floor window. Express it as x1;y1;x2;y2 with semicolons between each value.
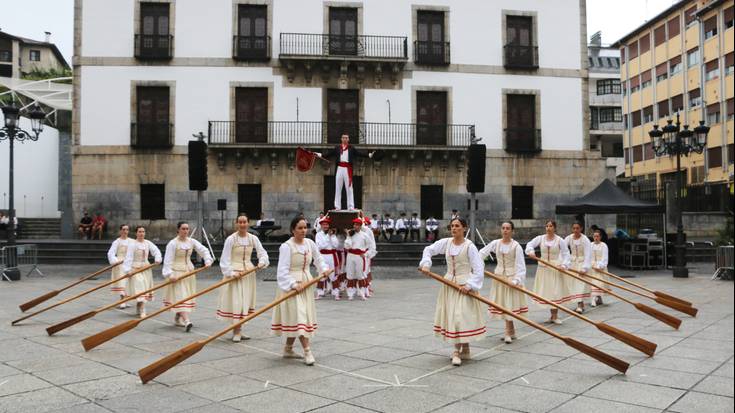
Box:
134;86;171;147
235;87;268;143
329;7;358;56
505;15;536;68
505;94;539;152
137;2;171;59
416;91;447;145
416;10;447;65
235;4;268;59
597;79;621;95
598;107;622;123
29;50;40;61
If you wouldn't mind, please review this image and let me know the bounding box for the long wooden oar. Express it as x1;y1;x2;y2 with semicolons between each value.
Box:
568;268;698;317
595;267;693;307
530;256;682;330
139;270;331;384
82;266;258;351
19;262;122;312
46;265;206;336
485;271;657;357
421;269;629;374
11;263;156;326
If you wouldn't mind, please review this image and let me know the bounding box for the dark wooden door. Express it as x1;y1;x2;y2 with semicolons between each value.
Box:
238;184;262;221
324;175;362;211
136;86;170;147
237;5;268;58
235;88;268;143
506;16;533;66
329;7;357;55
327;89;359;144
506;94;535;150
416;11;445;63
140;3;170;57
416;91;447;145
420;185;443;219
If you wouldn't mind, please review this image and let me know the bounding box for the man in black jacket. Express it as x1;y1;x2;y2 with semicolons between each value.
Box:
316;133;374;210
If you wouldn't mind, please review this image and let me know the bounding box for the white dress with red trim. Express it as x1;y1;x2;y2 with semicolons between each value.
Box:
122;239;162;302
564;234;592;303
421;238;487;344
161;237;213;313
590;241;610;297
107;238;132;295
217;232;268;321
480;239;528;320
526;235;572;308
271;238;328;338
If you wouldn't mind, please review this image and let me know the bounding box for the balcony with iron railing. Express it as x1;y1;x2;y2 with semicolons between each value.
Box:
413;41;450;65
233;35;271;61
279;33;408;61
503;45;538;69
134;34;173;60
131;122;174;148
207;120;474;148
504;128;542;153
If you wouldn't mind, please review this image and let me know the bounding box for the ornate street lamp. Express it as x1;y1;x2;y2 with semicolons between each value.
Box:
649;112;709;278
1;98;45;280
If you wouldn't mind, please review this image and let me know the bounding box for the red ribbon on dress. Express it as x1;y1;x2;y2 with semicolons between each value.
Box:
347;248;367;272
337;161;353;186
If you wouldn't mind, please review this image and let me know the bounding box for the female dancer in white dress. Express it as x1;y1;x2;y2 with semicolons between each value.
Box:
107;224;133;309
525;220;571;324
218;214;269;342
479;221;527;343
122;226;162;318
162;221;213;331
271;216;330;365
589;229;609;307
564;221;592;313
420;217;486;366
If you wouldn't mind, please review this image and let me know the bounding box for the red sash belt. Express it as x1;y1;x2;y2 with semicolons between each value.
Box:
337;161;353;186
320;249;341;269
347;248;367;271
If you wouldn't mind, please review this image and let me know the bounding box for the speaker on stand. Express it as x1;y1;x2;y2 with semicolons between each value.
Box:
217;199;227;242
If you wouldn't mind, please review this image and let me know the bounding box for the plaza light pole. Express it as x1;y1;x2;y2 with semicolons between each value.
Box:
1;98;46;280
648;112;709;278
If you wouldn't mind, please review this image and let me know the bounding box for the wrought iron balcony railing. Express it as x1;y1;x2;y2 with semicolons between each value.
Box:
134;34;173;60
413;41;450;65
504;128;542;153
233;35;271;60
503;45;538;69
131;122;174;148
279;33;408;60
208;121;474;147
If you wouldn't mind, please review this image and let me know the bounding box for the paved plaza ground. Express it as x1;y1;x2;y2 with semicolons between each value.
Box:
0;263;732;413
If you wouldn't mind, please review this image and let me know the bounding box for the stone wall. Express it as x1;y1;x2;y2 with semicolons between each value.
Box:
71;146;614;240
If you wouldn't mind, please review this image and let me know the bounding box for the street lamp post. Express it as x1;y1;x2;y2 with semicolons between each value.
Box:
0;98;45;280
648;112;710;278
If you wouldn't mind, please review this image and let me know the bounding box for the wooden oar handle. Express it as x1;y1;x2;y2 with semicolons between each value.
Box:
420;269;563;340
529;256;630;304
568;268;653;300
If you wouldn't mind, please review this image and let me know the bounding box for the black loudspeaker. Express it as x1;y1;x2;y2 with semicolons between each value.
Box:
188;141;208;191
466;144;486;193
217;199;227;211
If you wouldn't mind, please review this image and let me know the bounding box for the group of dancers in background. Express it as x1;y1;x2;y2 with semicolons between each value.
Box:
104;213;609;367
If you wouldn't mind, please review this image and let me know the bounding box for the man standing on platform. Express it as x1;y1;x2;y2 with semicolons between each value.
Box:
316;133;374;211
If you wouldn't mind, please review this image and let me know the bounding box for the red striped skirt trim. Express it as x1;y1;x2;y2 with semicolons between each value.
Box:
271;323;318;332
567;293;591;300
433;326;487;338
531;296;572;304
216;309;256;319
591;288;607;293
110;287;126;292
163;300;196;309
489;306;529;315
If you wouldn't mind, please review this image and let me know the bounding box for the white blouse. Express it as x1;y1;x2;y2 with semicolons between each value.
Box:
564;234;592;272
162;237;213;277
479;239;526;285
275;238;329;292
419;238;484;291
219;232;269;277
107;238;133;265
591;242;609;269
525;235;571;268
122;239;162;273
315;230;339;251
361;225;377;259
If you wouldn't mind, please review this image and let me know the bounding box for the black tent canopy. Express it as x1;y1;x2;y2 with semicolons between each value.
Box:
555;179;665;215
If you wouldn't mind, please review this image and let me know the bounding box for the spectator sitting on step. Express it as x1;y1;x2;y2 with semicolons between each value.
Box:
395;212;408;241
370;214;380;238
380;213;395;241
425;216;439;242
408;212;421;242
78;211;93;239
91;212;108;240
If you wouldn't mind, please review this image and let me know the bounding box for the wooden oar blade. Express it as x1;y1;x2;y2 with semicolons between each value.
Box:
562;337;630;374
19;290;60;312
139;341;205;384
596;322;657;357
46;311;96;336
653;291;693;307
655;297;698;317
82;319;140;351
634;302;682;330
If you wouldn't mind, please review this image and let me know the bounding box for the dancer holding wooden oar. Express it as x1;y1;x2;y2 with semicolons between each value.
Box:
18;262;122;312
478;221;527;344
218;213;269;342
420;268;630;374
122;226;162;318
271;216;331;366
589;229;609;307
12;263;156;326
108;224;134;309
484;271;658;357
420;217;486;366
138;272;329;384
525;220;572;324
564;221;592;314
162;221;213;332
530;256;683;329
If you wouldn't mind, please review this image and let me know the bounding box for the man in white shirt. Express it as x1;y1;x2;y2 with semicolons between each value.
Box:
380;213;395;241
425;216;439;242
408;212;421;242
395;212;408;241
